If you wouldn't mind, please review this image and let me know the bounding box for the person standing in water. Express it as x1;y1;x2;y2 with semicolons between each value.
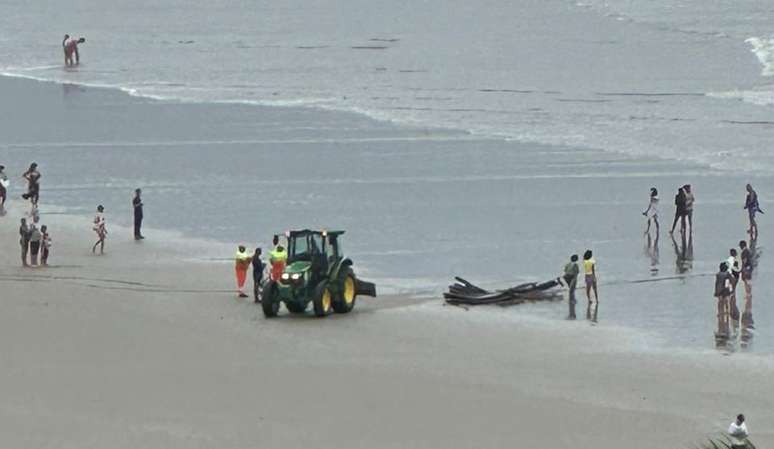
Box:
235;245;252;298
563;254;580;319
63;35;86;66
740;240;753;296
19;218;30;267
40;225;52;266
714;262;734;337
133;188;145;240
0;164;8;210
21;162;41;211
683;184;694;234
642;187;659;235
583;250;598;320
744;184;762;238
670;187;687;234
252;247;265;302
92;205;107;254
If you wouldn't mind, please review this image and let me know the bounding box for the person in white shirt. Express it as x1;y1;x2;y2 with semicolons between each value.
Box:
728;414;749;448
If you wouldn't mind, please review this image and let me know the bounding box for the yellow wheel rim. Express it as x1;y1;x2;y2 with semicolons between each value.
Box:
344;276;356;305
322;288;332;312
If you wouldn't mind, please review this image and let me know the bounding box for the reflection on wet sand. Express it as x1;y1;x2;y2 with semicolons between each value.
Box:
671;232;693;274
644;231;659;276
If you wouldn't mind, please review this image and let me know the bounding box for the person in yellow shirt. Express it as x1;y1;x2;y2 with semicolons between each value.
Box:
269;244;288;281
583;250;598;320
235;245;252;298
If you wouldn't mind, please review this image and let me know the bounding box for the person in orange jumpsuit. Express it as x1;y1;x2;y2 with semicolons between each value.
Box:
235;245;252;298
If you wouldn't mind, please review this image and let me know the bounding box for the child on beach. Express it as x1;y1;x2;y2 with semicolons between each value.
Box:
41;225;52;266
642;187;659;234
235;246;252;298
92;205;107;255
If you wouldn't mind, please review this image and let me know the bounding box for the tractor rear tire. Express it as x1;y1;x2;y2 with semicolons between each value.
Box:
262;281;280;318
312;281;333;317
333;267;357;313
285;302;307;314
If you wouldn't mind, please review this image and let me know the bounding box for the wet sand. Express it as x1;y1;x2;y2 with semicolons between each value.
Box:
0;203;773;448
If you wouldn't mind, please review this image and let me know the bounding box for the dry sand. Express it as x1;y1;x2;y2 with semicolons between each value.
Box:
0;202;772;448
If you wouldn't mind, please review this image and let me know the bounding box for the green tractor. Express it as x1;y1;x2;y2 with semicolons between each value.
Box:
261;229;376;318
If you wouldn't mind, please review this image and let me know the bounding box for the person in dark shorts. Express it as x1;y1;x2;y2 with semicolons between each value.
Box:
563;254;580;319
0;164;8;209
28;223;42;266
670;187;686;234
744;184;762;238
133;188;144;240
739;240;753;295
19;218;30;267
714;262;734;335
252;247;265;302
41;225;52;266
683;184;694;234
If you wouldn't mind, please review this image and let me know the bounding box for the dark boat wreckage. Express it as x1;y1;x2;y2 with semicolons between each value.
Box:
444;277;563;306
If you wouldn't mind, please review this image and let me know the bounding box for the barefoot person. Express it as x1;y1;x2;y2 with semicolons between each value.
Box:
21;162;41;211
563;254;580;319
0;164;8;209
670;187;686;234
63;36;86;66
744;184;762;238
714;262;733;337
19;218;30;267
683;184;694;234
28;222;42;266
92;205;107;254
642;187;659;235
740;240;753;296
133;188;145;240
40;225;52;266
583;250;598;320
235;246;252;298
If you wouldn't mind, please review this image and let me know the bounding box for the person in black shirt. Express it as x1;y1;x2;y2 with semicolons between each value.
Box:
669;187;686;235
133;188;144;240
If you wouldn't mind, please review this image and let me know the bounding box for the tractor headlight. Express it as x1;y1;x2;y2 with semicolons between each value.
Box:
291;273;301;280
281;273;290;281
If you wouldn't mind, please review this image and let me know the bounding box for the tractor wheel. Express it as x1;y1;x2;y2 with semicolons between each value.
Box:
285;301;307;314
333;267;357;313
312;281;333;317
261;281;280;318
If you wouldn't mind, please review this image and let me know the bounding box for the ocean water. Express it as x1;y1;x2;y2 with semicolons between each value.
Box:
1;0;774;171
1;1;774;352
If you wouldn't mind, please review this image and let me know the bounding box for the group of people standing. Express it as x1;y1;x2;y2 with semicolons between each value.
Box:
2;160;149;264
562;250;598;321
641;184;696;236
233;236;289;299
18;217;52;267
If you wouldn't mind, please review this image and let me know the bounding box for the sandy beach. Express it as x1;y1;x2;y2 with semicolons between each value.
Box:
0;199;772;448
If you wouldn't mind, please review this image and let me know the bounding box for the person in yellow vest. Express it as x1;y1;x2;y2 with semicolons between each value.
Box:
269;244;288;281
583;250;598;321
235;245;252;298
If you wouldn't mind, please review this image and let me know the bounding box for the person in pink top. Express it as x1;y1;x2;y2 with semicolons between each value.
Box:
63;35;86;66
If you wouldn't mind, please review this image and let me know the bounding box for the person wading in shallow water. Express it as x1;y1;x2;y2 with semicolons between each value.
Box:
643;187;659;235
744;184;762;238
563;254;580;319
683;184;694;234
92;205;107;255
583;250;598;321
670;186;687;235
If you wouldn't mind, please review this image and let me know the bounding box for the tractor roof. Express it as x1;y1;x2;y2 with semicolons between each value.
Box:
286;229;345;237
